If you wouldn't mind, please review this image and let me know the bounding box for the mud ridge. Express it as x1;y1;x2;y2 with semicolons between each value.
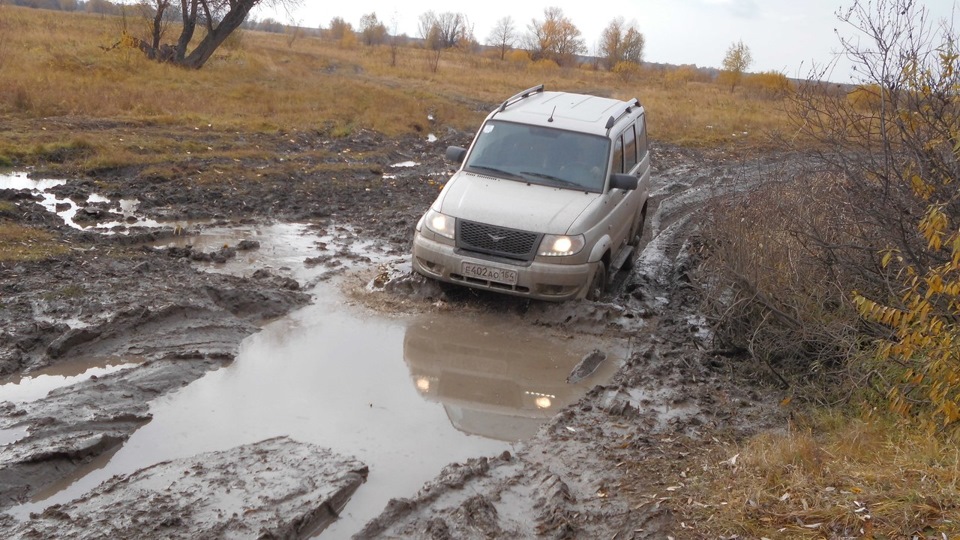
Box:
6;437;368;539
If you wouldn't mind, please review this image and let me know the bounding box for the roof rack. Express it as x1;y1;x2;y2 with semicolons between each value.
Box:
497;84;545;113
604;98;641;134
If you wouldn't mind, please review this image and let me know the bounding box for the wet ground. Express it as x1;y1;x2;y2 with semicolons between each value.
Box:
3;226;628;535
0;137;795;538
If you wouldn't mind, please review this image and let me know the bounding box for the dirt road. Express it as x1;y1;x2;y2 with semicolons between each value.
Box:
0;131;790;538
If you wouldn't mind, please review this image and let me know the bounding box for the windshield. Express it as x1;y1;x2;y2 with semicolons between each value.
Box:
463;120;610;193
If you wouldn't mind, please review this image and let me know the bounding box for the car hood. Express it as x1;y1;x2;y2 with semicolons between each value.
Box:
436;171;599;234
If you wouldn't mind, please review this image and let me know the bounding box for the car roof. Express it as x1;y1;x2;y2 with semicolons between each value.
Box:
489;89;642;137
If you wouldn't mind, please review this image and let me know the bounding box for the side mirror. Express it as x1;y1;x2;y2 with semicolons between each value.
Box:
445;146;467;164
609;173;638;191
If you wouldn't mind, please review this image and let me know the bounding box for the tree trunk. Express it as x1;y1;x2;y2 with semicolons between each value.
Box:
180;1;254;68
175;0;198;62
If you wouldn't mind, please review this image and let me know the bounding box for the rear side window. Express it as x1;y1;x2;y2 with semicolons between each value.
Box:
612;136;624;174
637;117;648;160
623;125;638;171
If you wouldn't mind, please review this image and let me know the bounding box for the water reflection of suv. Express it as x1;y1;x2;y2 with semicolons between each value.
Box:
412;85;651;301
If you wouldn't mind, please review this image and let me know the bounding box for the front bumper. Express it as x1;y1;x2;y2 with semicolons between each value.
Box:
412;232;593;301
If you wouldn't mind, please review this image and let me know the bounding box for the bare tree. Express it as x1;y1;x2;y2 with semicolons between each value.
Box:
417;11;471;49
486;16;516;61
417;11;472;72
525;7;585;67
127;0;301;69
599;17;645;70
721;39;753;91
388;14;403;67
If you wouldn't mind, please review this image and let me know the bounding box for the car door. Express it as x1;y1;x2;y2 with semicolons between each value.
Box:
603;122;643;255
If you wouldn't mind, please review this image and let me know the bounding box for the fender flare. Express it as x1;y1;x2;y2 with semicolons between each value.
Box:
588;235;612;263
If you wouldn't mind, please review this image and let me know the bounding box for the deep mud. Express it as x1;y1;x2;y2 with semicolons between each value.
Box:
0;129;796;538
4;437;369;538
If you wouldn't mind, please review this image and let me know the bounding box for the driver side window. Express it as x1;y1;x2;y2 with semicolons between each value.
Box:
612;136;624;174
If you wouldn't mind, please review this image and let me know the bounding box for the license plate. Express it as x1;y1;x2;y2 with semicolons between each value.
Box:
461;262;518;285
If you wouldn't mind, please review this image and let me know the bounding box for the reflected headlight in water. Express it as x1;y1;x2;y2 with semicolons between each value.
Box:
415;377;432;393
423;208;455;239
538;234;585;257
525;391;557;410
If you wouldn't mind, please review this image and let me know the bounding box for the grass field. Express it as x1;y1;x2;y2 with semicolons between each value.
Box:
0;4;792;174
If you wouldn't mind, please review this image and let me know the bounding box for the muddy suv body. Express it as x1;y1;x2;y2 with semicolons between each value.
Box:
412;85;651;301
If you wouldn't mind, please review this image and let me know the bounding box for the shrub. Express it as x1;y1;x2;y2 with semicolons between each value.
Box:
743;71;792;98
611;60;640;82
846;83;883;110
530;58;558;71
502;49;530;68
702;0;960;423
697;170;868;388
664;65;711;85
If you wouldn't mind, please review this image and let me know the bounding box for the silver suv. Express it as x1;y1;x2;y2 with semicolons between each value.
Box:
412;85;650;301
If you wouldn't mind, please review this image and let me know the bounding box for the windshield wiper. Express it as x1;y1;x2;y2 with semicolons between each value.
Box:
519;171;583;189
467;165;522;180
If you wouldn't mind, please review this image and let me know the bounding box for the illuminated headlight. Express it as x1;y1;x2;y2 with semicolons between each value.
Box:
538;234;585;257
424;208;456;239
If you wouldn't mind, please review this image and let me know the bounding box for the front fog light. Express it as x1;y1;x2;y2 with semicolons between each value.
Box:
424;208;456;239
539;234;585;257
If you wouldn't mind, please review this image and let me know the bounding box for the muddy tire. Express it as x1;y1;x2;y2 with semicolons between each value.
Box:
586;262;607;301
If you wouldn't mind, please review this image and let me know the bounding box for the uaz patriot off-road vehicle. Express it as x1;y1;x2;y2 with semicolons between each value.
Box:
412;85;650;301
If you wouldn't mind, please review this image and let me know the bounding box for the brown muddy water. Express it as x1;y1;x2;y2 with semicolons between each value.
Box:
0;218;629;537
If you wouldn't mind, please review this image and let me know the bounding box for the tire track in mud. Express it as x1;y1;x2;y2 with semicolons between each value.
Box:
607;144;802;299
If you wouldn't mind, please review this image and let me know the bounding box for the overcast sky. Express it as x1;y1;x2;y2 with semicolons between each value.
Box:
254;0;958;82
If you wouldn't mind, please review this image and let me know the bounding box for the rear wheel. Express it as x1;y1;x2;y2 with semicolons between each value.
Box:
586;261;607;301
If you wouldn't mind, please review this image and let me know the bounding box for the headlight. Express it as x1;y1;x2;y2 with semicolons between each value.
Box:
424;208;455;239
538;234;585;257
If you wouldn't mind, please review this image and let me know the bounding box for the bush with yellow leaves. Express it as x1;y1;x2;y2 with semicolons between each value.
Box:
850;43;960;433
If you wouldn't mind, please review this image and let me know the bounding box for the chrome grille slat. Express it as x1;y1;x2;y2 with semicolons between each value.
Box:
457;221;540;261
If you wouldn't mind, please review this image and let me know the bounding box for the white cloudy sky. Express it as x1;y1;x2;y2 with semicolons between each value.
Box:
255;0;958;81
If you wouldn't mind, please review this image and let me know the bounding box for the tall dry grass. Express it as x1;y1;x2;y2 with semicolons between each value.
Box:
685;412;960;538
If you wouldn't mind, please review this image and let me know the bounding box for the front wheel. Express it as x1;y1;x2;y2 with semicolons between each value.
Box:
586;261;607;301
622;205;648;271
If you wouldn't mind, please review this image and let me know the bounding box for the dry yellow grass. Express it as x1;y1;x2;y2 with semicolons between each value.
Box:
0;4;792;171
0;223;70;261
684;411;960;538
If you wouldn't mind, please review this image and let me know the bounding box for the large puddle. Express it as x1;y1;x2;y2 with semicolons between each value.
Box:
0;188;628;535
6;289;625;534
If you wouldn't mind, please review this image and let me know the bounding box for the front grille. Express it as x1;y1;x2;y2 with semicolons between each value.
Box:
457;220;540;261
